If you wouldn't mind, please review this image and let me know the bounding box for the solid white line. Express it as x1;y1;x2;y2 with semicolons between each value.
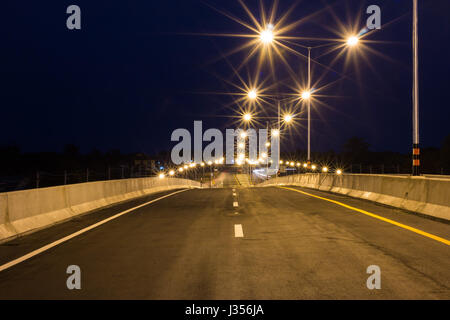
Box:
233;201;239;207
0;189;189;273
234;224;244;237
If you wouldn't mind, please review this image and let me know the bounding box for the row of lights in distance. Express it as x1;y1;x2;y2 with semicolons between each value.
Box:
158;158;225;179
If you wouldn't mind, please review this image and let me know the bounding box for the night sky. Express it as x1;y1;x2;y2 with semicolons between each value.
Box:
1;0;449;155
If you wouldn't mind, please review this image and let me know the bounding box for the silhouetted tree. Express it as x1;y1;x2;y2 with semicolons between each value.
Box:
342;137;370;164
441;134;450;171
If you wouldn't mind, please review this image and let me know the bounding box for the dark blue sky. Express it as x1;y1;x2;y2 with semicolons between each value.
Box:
1;0;449;155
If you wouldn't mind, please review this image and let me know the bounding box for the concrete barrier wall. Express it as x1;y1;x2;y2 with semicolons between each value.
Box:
258;174;450;221
0;177;201;242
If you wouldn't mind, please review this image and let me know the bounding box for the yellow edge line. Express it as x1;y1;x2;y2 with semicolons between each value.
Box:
278;186;450;246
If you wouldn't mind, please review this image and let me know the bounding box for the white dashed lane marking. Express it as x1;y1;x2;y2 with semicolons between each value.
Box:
234;224;244;237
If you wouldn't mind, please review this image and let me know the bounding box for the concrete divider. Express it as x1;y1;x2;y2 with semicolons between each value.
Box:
258;174;450;221
0;177;201;242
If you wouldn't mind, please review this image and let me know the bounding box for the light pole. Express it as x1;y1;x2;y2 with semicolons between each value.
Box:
307;47;311;165
302;38;359;165
412;0;420;176
246;89;285;168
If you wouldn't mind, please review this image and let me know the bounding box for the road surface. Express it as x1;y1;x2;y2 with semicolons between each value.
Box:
0;185;449;299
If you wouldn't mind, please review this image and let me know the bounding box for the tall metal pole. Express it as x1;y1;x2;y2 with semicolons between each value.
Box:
278;100;281;165
307;47;311;165
266;121;269;180
412;0;420;176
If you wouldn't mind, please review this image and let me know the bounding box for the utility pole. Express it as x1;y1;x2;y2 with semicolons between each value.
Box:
412;0;420;176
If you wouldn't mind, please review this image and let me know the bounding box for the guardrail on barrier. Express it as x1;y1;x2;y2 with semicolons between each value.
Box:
258;173;450;221
0;177;202;243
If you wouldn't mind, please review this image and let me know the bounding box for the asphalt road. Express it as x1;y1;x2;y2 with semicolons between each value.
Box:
0;185;449;299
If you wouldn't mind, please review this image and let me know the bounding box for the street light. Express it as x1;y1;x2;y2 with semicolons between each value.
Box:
336;169;343;175
322;167;328;173
301;90;311;100
248;89;257;100
271;129;279;137
260;28;274;45
169;170;175;176
243;113;252;122
283;114;293;123
346;36;359;47
159;173;165;179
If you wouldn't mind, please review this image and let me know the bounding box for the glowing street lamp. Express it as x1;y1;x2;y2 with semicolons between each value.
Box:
240;131;247;138
283;114;293;124
247;89;258;100
243;113;252;122
178;167;184;172
169;170;175;176
265;142;270;147
271;129;279;137
159;173;165;179
301;90;311;100
336;169;343;175
322;166;328;173
260;28;274;44
347;36;359;47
